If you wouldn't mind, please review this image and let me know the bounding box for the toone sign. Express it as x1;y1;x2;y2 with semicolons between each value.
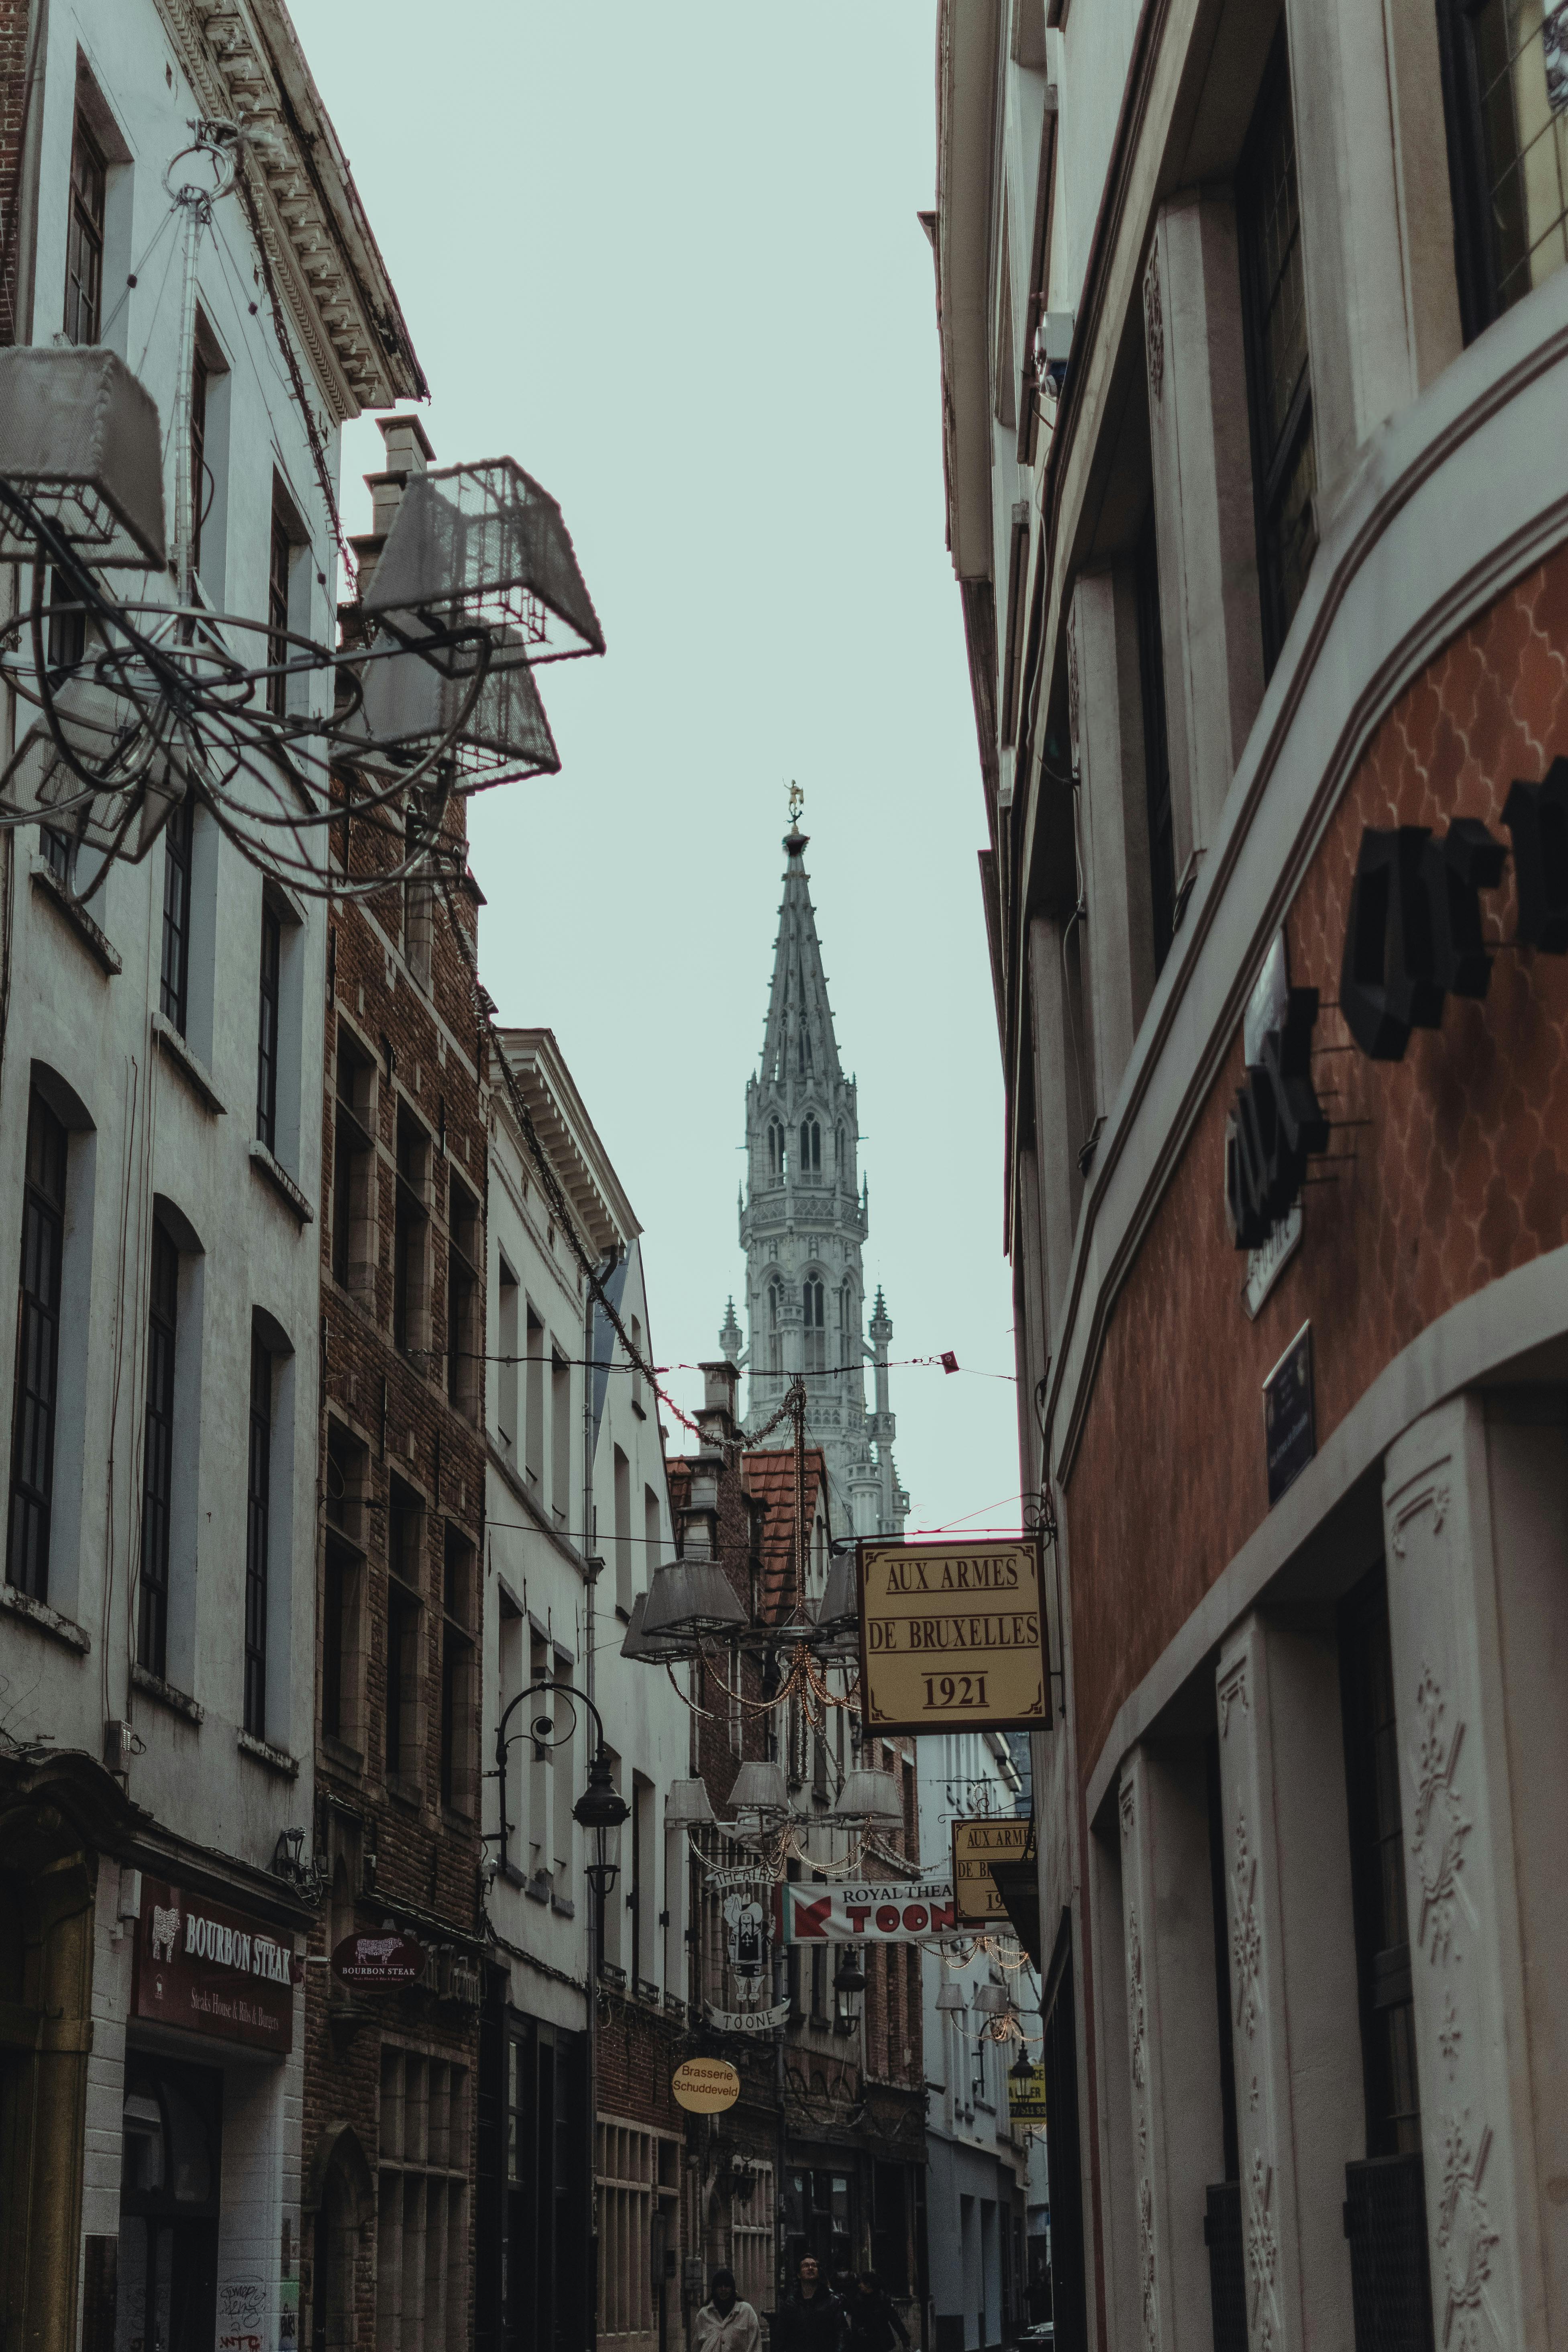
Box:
133;1878;298;2053
780;1879;957;1943
952;1817;1034;1927
857;1538;1049;1735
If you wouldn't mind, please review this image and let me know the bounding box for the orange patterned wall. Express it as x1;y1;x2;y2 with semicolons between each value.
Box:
1066;542;1568;1786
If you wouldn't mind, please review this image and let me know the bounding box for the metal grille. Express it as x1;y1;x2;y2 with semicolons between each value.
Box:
1203;2181;1247;2352
1343;2154;1435;2352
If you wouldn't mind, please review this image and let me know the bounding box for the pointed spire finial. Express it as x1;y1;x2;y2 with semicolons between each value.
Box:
788;780;804;826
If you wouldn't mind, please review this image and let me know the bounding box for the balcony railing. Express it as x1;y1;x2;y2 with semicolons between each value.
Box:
1203;2181;1247;2352
1344;2153;1435;2351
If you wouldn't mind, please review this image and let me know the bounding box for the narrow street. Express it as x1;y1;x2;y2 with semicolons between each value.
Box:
2;7;1566;2352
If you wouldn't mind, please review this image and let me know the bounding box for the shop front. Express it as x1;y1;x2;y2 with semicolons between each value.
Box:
115;1877;303;2352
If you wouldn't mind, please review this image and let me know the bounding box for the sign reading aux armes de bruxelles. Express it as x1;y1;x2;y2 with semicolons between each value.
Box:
952;1816;1034;1927
857;1538;1050;1736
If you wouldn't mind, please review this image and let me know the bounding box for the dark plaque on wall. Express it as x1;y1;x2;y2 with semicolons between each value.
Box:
1263;1322;1315;1506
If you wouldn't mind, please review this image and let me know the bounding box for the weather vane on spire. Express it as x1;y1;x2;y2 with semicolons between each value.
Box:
788;781;804;826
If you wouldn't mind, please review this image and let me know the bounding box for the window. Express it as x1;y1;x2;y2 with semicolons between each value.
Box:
440;1528;475;1813
630;1771;653;1990
257;900;281;1152
377;2049;469;2352
190;346;210;580
644;1484;661;1577
1134;503;1176;972
628;1312;645;1417
799;1117;821;1173
385;1480;423;1785
730;2160;775;2317
1339;1565;1421;2156
137;1222;178;1678
767;1277;783;1375
322;1422;367;1750
332;1027;375;1301
613;1444;631;1614
267;488;292;720
64;111;105;345
244;1335;272;1738
767;1119;786;1181
160;796;194;1034
446;1176;480;1420
393;1107;430;1357
1238;33;1318;674
551;1352;571;1524
595;2126;679;2344
524;1306;544;1487
6;1089;67;1600
496;1258;520;1456
803;1275;826;1375
402;796;434;988
1439;0;1568;338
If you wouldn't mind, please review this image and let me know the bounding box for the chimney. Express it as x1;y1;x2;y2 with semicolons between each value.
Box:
346;408;436;612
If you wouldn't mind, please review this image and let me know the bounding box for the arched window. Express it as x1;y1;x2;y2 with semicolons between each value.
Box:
838;1283;854;1341
799;1118;821;1175
803;1276;825;1375
836;1123;847;1178
767;1121;786;1181
767;1278;782;1375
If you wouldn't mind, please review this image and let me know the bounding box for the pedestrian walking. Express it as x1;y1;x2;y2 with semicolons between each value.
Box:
846;2272;910;2352
769;2254;848;2352
695;2269;762;2352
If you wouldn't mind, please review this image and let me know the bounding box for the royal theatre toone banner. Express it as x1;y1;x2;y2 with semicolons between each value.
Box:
780;1880;958;1943
857;1538;1050;1735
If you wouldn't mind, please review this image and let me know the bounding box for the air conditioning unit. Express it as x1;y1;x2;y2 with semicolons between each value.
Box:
1035;313;1076;398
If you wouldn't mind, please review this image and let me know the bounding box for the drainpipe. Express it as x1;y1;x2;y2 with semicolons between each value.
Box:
583;1246;617;2351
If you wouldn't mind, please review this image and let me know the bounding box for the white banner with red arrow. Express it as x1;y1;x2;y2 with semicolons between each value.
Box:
779;1879;957;1942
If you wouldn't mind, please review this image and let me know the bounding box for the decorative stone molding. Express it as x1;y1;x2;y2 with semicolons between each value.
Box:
1144;245;1164;403
1409;1662;1472;1964
153;0;422;421
1138;2173;1158;2350
1436;2115;1498;2351
1217;1653;1248;1736
1230;1813;1261;2042
1246;2150;1280;2352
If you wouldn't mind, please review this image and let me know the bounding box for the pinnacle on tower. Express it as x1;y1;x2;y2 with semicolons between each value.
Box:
718;1297;743;1365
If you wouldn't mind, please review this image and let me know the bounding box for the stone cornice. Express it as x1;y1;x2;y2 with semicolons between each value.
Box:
154;0;424;422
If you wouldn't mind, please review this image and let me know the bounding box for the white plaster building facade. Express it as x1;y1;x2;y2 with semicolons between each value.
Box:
725;820;906;1538
932;3;1568;2351
919;1731;1032;2352
482;1027;688;2352
0;8;419;2352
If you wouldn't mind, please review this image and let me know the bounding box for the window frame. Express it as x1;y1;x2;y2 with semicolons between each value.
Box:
1134;503;1175;974
63;109;106;347
1436;0;1568;342
6;1089;69;1601
137;1220;179;1678
257;897;282;1153
160;796;194;1035
244;1334;272;1738
266;488;292;720
1236;29;1319;677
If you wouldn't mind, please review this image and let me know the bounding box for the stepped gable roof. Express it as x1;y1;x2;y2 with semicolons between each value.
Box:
742;1444;829;1623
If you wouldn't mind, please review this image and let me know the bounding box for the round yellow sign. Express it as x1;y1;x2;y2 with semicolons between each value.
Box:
672;2057;740;2114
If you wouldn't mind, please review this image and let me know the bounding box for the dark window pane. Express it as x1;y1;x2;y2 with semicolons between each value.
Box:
267;498;291;720
244;1336;271;1738
161;797;193;1034
191;349;210;579
257;902;281;1151
1340;1563;1422;2158
138;1222;178;1677
64;113;105;347
322;1539;346;1740
7;1090;68;1601
1238;33;1319;674
1439;0;1568;334
1134;504;1175;971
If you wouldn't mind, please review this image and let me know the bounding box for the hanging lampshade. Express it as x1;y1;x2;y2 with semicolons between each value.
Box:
361;458;604;669
639;1554;747;1642
664;1778;717;1829
620;1593;689;1664
935;1979;968;2015
342;627;561;788
829;1768;902;1825
816;1548;858;1634
971;1980;1011;2016
0;346;166;567
727;1760;790;1819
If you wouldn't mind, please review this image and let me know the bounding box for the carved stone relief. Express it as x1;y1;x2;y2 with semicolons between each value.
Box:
1246;2150;1280;2352
1231;1812;1261;2042
1144;244;1165;404
1410;1662;1473;1964
1436;2117;1499;2351
1217;1654;1249;1737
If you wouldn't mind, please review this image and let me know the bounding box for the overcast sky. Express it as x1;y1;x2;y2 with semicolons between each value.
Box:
288;0;1020;1538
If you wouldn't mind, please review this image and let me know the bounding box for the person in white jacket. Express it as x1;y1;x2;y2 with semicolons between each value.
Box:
693;2268;762;2352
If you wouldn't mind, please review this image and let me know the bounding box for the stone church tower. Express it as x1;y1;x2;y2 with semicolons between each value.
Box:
718;811;907;1537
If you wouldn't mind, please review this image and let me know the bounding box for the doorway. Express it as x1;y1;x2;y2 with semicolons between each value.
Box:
116;2058;222;2352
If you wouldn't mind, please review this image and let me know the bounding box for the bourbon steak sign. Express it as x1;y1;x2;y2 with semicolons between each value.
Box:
857;1538;1049;1734
133;1878;298;2053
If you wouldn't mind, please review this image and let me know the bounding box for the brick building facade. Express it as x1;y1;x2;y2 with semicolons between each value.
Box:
300;419;488;2352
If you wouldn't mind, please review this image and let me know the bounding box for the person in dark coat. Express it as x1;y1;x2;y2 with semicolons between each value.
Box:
846;2270;910;2352
769;2255;847;2352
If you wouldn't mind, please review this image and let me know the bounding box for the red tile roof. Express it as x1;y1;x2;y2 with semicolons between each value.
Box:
743;1445;828;1625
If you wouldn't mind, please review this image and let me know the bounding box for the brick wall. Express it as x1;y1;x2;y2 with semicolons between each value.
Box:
1067;540;1568;1783
301;792;489;2352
